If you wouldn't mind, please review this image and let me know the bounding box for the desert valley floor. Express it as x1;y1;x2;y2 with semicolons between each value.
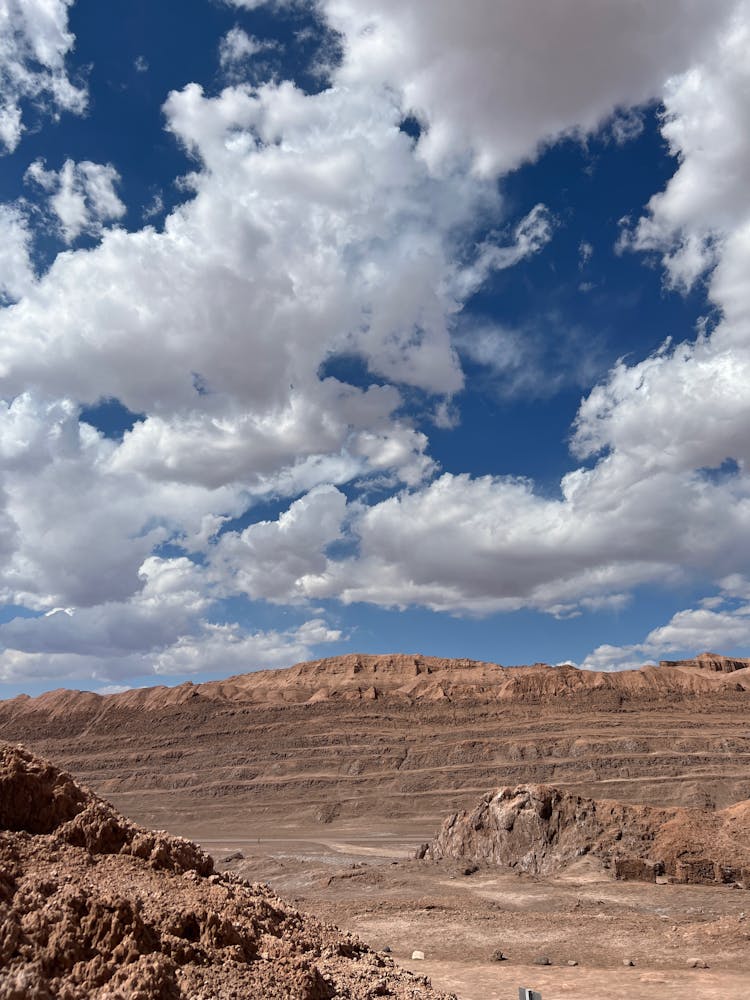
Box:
2;652;750;999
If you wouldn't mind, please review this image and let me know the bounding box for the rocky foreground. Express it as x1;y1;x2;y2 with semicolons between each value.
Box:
422;784;750;886
0;744;453;1000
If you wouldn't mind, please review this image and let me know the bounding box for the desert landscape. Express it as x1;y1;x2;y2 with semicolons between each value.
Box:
2;652;750;998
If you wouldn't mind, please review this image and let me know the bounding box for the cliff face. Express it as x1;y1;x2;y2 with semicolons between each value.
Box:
1;653;750;835
659;652;750;673
0;744;453;1000
2;652;750;721
422;784;750;887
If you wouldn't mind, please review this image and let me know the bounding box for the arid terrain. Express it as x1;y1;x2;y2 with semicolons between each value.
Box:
2;652;750;998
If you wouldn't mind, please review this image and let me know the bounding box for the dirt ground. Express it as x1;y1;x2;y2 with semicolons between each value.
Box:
194;821;750;1000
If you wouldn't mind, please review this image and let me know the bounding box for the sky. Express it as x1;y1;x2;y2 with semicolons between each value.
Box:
1;0;750;697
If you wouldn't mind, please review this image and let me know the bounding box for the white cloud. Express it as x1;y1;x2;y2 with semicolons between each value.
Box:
299;1;750;624
0;77;495;508
151;618;341;677
622;11;750;290
26;158;126;243
0;542;342;684
0;394;245;610
325;0;736;175
0;614;340;684
0;0;87;153
454;204;554;298
219;27;276;69
4;0;750;685
302;465;750;615
581;585;750;672
210;485;347;602
0;204;35;302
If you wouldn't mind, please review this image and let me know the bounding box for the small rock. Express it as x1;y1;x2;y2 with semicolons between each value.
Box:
490;949;506;962
567;960;578;967
623;959;635;967
462;864;479;876
381;946;391;954
411;950;425;961
688;958;709;969
533;956;551;966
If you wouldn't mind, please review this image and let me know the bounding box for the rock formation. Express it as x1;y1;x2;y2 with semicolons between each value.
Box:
659;651;750;672
1;652;750;832
0;744;453;1000
422;784;750;887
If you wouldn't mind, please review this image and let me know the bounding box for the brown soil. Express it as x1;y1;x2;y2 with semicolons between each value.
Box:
209;823;750;1000
0;745;453;1000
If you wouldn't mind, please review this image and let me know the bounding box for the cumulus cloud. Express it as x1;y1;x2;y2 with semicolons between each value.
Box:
0;547;342;684
582;584;750;672
0;0;86;153
210;485;347;602
0;615;340;684
300;466;750;615
326;0;736;175
0;204;35;302
219;27;276;69
4;0;750;686
26;158;126;243
621;11;750;290
263;0;750;625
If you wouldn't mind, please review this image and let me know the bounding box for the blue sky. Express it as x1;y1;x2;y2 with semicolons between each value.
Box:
1;0;750;696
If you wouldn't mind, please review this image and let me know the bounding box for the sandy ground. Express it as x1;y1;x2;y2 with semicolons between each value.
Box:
192;822;750;1000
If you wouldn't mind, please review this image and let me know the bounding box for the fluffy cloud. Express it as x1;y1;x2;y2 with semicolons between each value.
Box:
0;394;244;610
0;0;86;153
210;485;347;602
4;0;750;688
622;11;750;290
298;465;750;615
0;548;341;683
0;204;35;302
219;27;274;69
265;0;750;622
0;77;498;500
0;614;340;684
325;0;736;175
582;582;750;672
26;158;126;243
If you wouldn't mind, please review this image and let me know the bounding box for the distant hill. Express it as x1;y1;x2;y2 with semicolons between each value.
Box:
0;652;749;835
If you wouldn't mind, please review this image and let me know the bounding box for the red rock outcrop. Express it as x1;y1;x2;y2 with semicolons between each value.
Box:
422;784;750;887
659;651;750;673
0;745;453;1000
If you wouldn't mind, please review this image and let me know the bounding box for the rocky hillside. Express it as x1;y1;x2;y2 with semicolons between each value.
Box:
2;653;750;720
659;652;750;672
1;653;749;833
422;784;750;886
0;744;453;1000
